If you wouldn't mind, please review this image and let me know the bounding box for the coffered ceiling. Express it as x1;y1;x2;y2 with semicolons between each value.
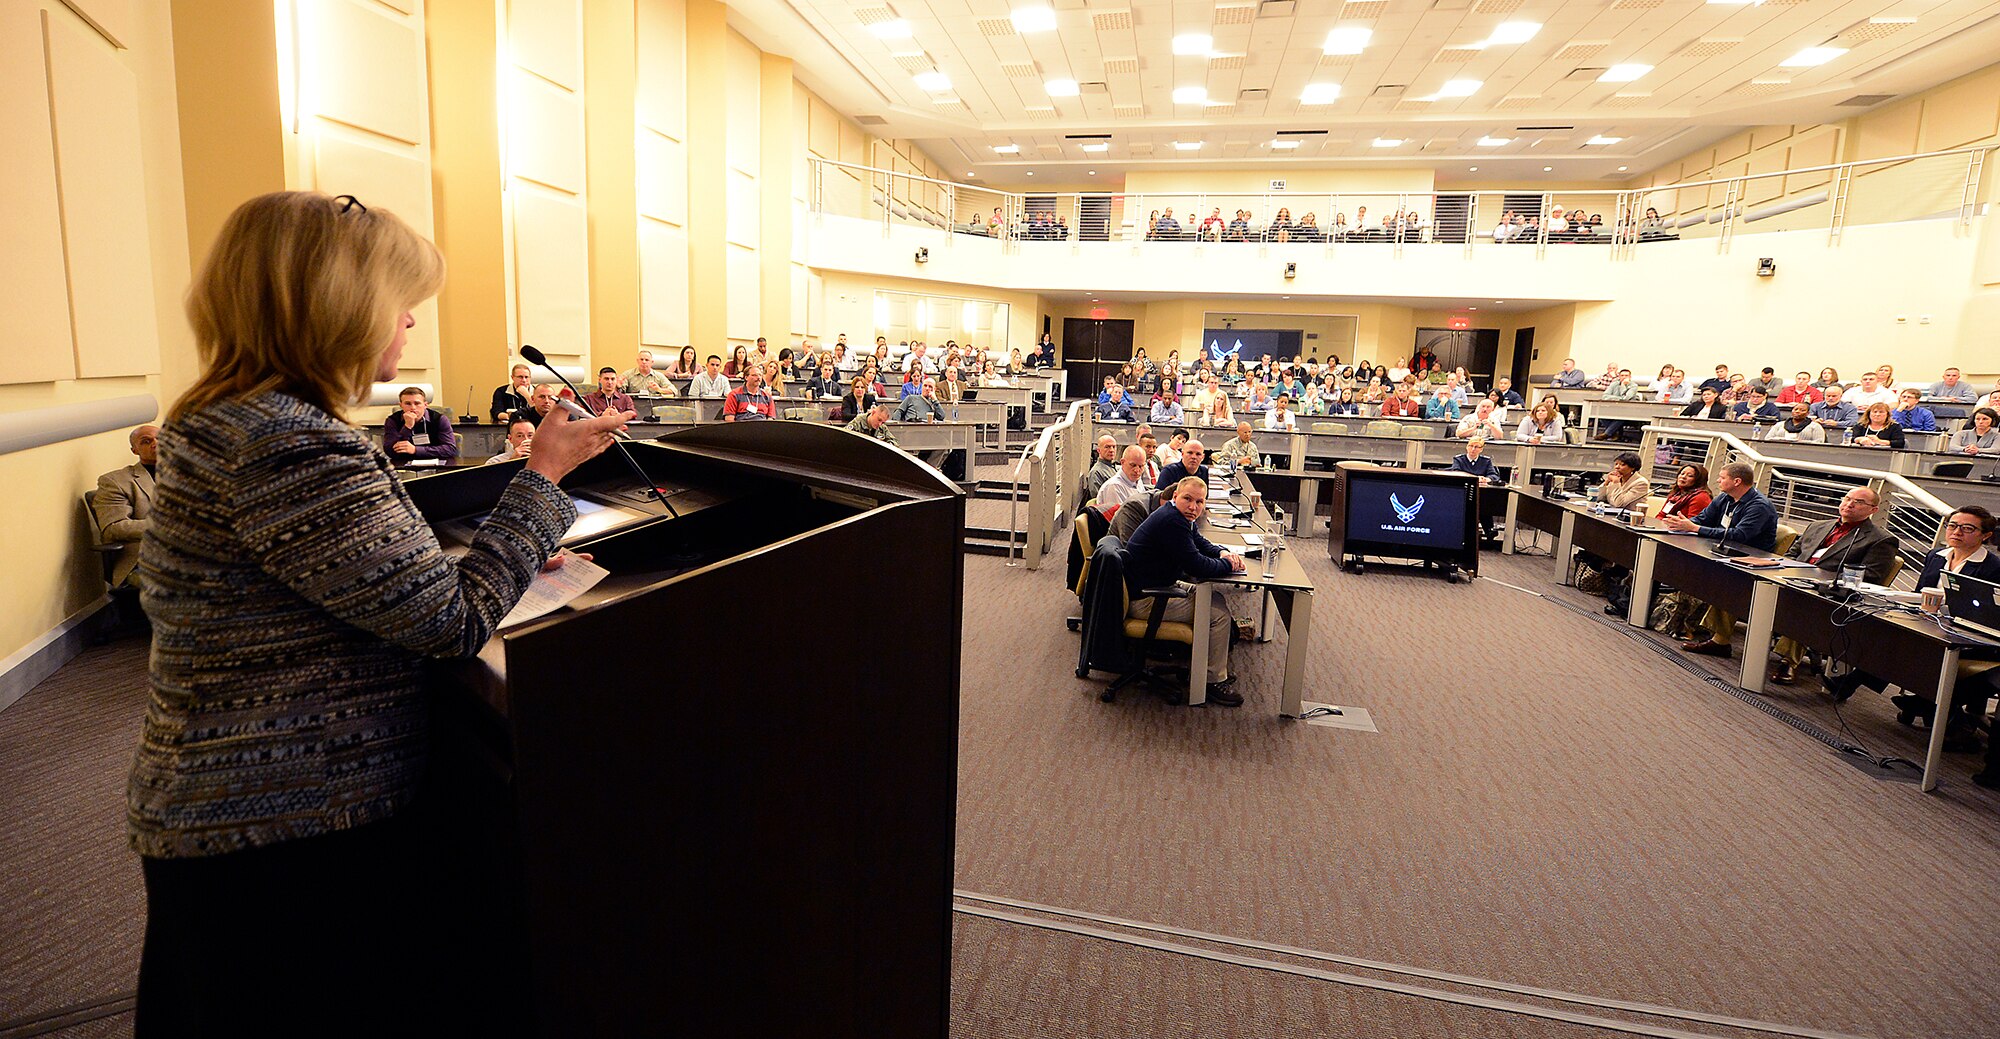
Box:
729;0;2000;187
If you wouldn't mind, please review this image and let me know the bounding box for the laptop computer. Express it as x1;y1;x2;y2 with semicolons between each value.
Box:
1942;571;2000;641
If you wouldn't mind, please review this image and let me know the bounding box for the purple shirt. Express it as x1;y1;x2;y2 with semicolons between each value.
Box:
382;408;459;463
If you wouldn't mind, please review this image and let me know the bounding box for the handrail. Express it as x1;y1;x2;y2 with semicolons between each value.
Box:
816;156;1009;197
1639;145;1995;196
1644;424;1952;514
1008;398;1088;568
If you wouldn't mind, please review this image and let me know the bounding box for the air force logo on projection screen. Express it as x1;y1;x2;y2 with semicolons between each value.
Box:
1207;339;1243;366
1391;493;1426;525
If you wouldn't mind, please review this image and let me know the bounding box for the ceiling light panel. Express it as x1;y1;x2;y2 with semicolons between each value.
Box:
1172;34;1213;56
1270;139;1300;149
1436;79;1482;98
1599;64;1652;82
1477;136;1510;146
1324;28;1371;55
1173;141;1202;151
1010;7;1057;34
1586;135;1623;145
1780;46;1848;67
1485;21;1540;46
1044;78;1079;97
992;144;1019;153
1299;83;1340;105
1079;142;1108;153
912;71;951;92
867;19;913;40
1372;138;1404;147
1172;86;1207;104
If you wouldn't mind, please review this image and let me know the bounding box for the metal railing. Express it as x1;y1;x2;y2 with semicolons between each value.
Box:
1008;398;1089;570
807;145;1992;258
1639;425;1953;588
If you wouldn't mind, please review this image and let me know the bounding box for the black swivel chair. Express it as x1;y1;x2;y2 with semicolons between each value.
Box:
1932;461;1975;479
1076;535;1196;703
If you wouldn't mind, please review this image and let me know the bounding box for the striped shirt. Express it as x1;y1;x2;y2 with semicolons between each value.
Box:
128;391;575;858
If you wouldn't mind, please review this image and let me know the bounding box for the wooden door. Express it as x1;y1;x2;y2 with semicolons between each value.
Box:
1060;317;1136;397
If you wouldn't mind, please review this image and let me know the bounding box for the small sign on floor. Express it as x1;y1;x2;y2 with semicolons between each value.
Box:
1299;703;1377;732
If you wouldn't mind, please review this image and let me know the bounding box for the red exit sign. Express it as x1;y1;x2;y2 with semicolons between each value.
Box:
1090;307;1109;319
1449;315;1470;330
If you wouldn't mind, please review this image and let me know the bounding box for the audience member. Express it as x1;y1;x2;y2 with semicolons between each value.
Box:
722;367;777;421
1668;463;1777;655
1156;440;1210;489
1948;407;2000;455
1122;476;1247;705
93;425;158;588
898;378;947;423
1850;402;1905;448
1762;401;1826;442
1928;367;1979;403
1777;371;1822;405
1265;395;1299;431
1447;436;1499;483
1746;367;1782;396
689;355;730;398
838;376;878;424
622;352;676;397
1697;365;1733;396
1096;447;1153;511
1845;371;1896;410
1516;401;1564;443
1730;388;1778;422
1150;391;1185;425
1766;487;1901;683
382;387;459;465
1680;386;1727;420
1456;400;1507;441
1890;389;1937;432
1215;423;1263;469
845;403;897;444
1602;464;1713;615
1081;435;1119;500
1810;384;1857;430
1424;387;1461;421
1655;371;1692;404
584;367;637;417
1380;383;1422;418
482;418;535;464
665;345;701;376
490;364;533;423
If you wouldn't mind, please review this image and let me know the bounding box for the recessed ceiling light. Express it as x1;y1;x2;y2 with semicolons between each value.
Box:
1477;136;1510;146
1270;139;1301;150
1171;33;1213;56
1282;296;1290;300
1010;6;1057;33
1542;165;1554;172
1436;79;1482;98
1780;46;1848;67
1494;301;1504;304
868;19;913;39
1484;21;1541;46
1617;165;1629;171
1172;86;1207;105
1025;171;1034;176
966;172;976;177
1372;138;1404;148
1586;135;1623;145
1045;78;1079;97
1088;170;1096;175
1599;64;1652;83
1299;83;1340;105
992;144;1020;154
1468;307;1478;311
1172;140;1202;151
1079;142;1109;153
1468;166;1478;172
913;71;951;92
1323;27;1371;55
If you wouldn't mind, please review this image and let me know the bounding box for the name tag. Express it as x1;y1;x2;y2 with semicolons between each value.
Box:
412;433;431;446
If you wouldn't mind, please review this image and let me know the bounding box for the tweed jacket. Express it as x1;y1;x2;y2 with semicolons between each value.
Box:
93;462;154;586
128;391;574;858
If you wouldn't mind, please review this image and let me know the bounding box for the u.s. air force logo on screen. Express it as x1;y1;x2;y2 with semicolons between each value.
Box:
1391;492;1426;524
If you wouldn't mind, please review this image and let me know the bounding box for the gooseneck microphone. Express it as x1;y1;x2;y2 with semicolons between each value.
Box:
520;344;678;519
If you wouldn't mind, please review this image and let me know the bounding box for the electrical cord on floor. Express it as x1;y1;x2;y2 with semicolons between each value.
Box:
1509;527;1554;557
1816;587;1934;771
1298;705;1344;719
1479;573;1919;776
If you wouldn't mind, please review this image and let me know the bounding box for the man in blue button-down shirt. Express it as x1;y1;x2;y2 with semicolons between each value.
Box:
1664;462;1778;657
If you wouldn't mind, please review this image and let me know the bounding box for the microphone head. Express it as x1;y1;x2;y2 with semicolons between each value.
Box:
520;344;547;366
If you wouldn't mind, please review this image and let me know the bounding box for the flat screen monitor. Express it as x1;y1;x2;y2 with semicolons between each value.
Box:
1345;474;1470;550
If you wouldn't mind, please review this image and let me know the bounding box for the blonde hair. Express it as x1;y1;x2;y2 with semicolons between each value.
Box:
174;191;444;421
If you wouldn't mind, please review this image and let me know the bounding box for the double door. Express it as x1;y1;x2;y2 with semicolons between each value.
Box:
1060;318;1136;398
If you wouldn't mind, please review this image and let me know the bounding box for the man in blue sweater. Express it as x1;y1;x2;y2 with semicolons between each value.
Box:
1664;462;1779;656
1124;476;1248;705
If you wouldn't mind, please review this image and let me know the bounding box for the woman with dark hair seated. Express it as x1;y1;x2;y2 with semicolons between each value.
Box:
1826;506;2000;760
1603;463;1710;615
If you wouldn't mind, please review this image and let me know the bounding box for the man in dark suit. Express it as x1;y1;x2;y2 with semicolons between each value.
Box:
1125;476;1248;705
1768;487;1901;683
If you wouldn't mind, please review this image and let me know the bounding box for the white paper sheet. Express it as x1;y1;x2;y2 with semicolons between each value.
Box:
500;554;610;628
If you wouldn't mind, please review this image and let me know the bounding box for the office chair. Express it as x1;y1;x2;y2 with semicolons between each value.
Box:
653;405;697;423
1773;524;1801;556
1075;535;1196;704
783;406;827;421
1932;461;1975;479
1364;420;1401;438
1398;424;1440;439
1311;421;1350;435
82;491;136;638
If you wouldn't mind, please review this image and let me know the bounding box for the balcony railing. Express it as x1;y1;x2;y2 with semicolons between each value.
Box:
805;145;1991;259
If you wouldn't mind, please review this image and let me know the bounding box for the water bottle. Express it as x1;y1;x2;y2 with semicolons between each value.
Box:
1839;565;1864;592
1842;427;1854;445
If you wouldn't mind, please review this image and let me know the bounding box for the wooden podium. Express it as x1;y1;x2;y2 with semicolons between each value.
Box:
406;423;963;1037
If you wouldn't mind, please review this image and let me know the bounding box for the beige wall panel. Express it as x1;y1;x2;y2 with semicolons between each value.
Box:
727;168;759;248
313;132;433;232
1855;98;1922;161
635;0;685;137
0;5;76;385
725;32;759;177
839;120;866;165
1750;125;1792;151
1713;132;1751;163
58;0;132;47
790;263;809;338
1784;129;1840;193
1745;147;1787;204
508;69;585;194
508;0;582;91
311;0;426;145
809;94;837;158
513;189;591;357
725;245;759;341
637;128;685;226
47;15;159;379
638;221;690;347
1678;154;1712;183
1916;73;2000;152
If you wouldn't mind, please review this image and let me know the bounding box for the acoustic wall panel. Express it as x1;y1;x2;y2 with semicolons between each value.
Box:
637;128;685;226
1785;129;1840;193
635;0;685;139
790;263;809;340
513;189;591;358
508;68;585;194
314;133;433;235
46;14;159;379
726;168;759;248
1917;73;2000;152
1745;146;1787;204
0;3;76;385
724;32;759;179
637;221;689;347
507;0;581;91
57;0;133;47
725;246;759;341
311;0;427;145
1855;99;1922;161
